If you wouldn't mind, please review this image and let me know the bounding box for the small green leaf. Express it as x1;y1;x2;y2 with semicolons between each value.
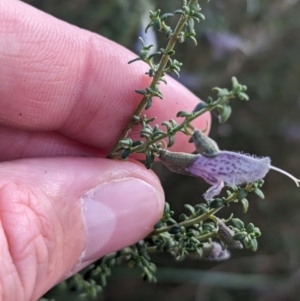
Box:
162;121;172;131
100;274;107;287
166;50;175;56
159;77;167;84
145;152;154;169
231;218;245;230
149;9;160;19
241;198;249;213
184;204;195;214
164;202;171;213
167;135;175;147
145;21;154;33
250;238;258;251
187;18;194;32
178;32;185;43
148;69;154;77
178;238;185;249
152;129;165;138
213;87;230;97
140;128;153;137
149;19;162;32
176;111;190;117
165;27;173;39
196;247;204;258
128;57;141;64
203;222;216;232
209;199;224;208
238;92;249;101
161;13;174;20
150;87;163;99
254;188;265;199
193;102;207;112
193;12;205;21
132;141;143;147
237;189;248;200
135;89;146;95
253;227;261;237
174;9;184;15
246;223;255;233
172;70;180;77
218;104;232;123
169;225;181;234
145;98;152;110
183;5;190;14
154;221;163;229
194;203;208;213
169;119;178;127
179;213;188;221
163;240;175;252
133;115;140;122
121;148;131;159
148;51;162;59
206;96;213;104
139;48;153;61
140;256;150;268
231;76;239;89
119;138;133;147
233;232;246;241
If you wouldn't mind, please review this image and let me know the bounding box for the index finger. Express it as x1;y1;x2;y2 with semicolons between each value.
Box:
0;0;210;154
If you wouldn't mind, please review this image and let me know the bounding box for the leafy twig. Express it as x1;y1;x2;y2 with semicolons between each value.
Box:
108;0;203;159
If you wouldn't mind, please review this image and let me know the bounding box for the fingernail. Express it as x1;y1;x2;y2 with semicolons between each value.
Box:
75;178;164;270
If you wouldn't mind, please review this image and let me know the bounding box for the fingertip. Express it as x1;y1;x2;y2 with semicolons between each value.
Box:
72;177;164;273
0;157;165;299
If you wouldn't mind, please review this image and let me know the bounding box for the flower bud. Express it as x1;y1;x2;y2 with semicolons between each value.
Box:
159;150;197;176
216;218;243;249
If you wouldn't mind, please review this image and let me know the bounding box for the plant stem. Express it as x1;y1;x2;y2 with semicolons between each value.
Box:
149;207;222;236
148;192;238;237
132;107;209;153
197;231;218;241
129;95;236;154
107;0;199;159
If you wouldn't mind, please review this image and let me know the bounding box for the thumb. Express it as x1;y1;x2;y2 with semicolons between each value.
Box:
0;157;164;301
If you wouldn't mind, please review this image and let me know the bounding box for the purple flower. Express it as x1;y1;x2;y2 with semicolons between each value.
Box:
159;149;300;201
188;151;270;185
187;151;270;200
204;242;231;261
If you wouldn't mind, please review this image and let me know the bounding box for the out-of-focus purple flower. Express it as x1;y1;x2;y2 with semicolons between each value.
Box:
204;242;231;261
202;31;246;60
135;11;157;54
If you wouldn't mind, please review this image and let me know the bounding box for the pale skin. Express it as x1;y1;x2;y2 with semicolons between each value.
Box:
0;1;211;300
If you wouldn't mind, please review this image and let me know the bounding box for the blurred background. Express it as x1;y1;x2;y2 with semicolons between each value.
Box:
23;0;300;300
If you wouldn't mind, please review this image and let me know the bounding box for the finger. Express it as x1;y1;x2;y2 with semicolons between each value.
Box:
0;0;210;155
0;157;164;301
0;126;104;161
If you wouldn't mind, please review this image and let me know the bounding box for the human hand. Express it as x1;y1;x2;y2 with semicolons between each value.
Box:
0;0;210;300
